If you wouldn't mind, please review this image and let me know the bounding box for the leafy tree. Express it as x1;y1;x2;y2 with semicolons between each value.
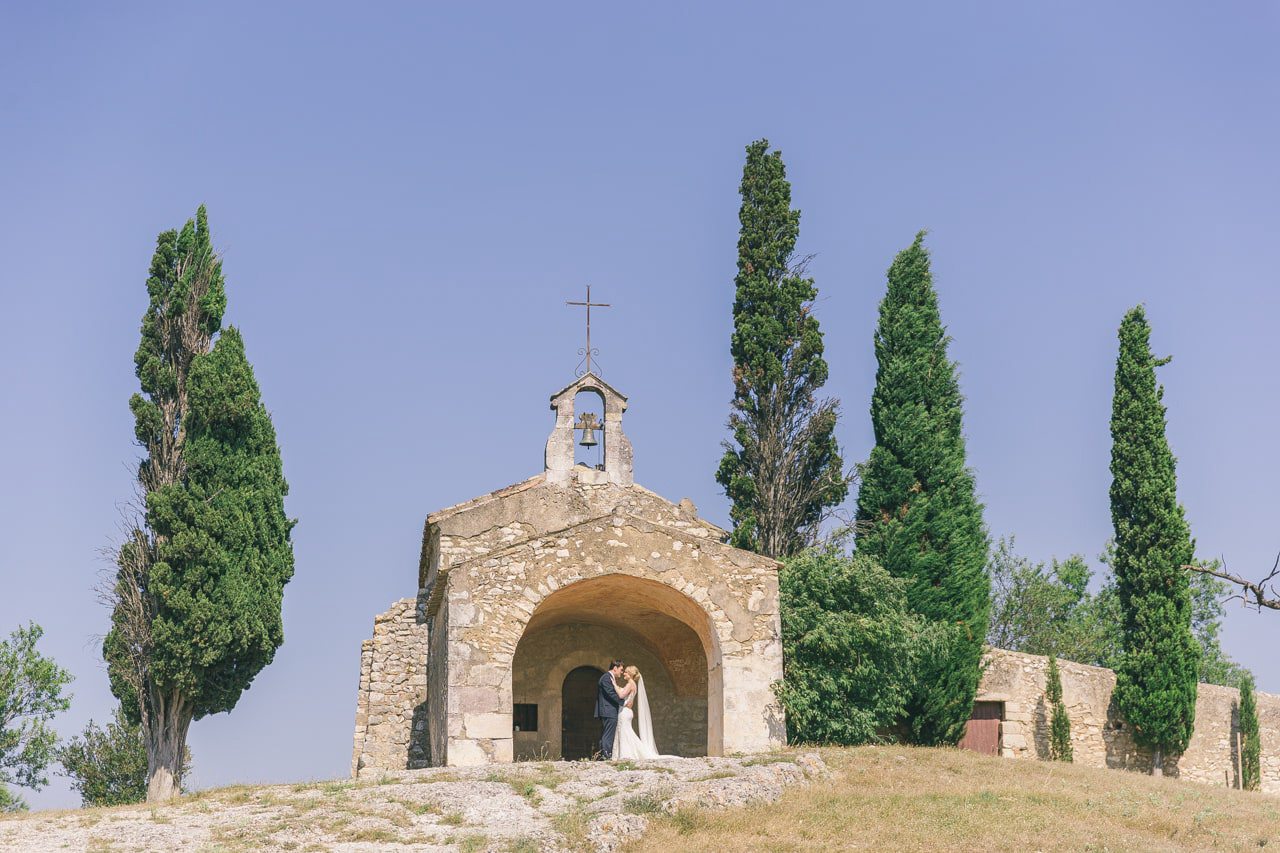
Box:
987;538;1120;668
1187;563;1251;686
58;706;190;807
1079;583;1124;672
1109;305;1198;776
854;232;989;746
105;207;294;801
716;139;846;559
773;545;928;744
0;787;24;813
1239;672;1260;791
1046;654;1073;762
0;623;73;811
991;537;1248;687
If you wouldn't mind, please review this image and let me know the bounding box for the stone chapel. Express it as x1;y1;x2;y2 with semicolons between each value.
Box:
351;372;786;774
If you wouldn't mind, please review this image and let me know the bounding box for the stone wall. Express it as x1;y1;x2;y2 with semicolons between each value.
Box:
979;648;1280;792
351;597;431;776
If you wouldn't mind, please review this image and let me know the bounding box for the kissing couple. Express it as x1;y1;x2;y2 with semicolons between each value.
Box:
594;659;669;760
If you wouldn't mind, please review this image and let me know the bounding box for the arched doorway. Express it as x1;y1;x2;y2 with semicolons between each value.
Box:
511;575;721;760
561;666;603;760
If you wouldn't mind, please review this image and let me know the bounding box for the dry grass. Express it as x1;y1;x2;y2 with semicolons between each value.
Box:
551;802;592;849
623;789;671;815
629;745;1280;852
457;834;488;852
9;748;1279;851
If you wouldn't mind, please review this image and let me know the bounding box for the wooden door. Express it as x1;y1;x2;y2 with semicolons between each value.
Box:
561;666;603;760
959;701;1002;755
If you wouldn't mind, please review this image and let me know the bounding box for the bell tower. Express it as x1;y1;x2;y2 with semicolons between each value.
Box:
544;373;633;486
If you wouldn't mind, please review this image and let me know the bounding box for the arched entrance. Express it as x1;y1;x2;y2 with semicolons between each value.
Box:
511;575;722;760
561;666;603;760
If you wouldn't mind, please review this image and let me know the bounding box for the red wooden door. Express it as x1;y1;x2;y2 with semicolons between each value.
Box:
959;701;1002;755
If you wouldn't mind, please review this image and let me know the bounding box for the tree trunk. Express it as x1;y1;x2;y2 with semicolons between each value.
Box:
1151;745;1164;777
145;692;192;802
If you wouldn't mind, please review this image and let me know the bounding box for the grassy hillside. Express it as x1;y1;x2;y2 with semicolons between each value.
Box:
2;746;1276;851
629;745;1280;852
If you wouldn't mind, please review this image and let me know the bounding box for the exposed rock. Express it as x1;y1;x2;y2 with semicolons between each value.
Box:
0;753;825;853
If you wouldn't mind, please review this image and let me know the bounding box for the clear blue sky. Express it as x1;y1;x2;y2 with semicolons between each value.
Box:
2;2;1277;809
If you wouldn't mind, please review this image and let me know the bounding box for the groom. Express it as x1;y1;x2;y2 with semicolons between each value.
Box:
594;659;625;759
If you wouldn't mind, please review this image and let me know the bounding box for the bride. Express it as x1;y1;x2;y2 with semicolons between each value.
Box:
610;665;668;760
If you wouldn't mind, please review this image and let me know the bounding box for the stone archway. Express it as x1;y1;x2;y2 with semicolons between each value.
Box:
511;575;722;760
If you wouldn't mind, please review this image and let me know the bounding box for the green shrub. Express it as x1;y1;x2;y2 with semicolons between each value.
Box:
773;545;932;745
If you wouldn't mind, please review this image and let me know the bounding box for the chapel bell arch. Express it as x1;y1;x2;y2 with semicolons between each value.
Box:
510;574;723;761
572;389;605;470
545;373;633;486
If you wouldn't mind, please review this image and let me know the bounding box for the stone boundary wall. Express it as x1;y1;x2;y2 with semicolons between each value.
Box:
979;648;1280;792
351;596;431;776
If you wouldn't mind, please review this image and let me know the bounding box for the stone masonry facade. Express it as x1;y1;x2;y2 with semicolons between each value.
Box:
980;647;1280;792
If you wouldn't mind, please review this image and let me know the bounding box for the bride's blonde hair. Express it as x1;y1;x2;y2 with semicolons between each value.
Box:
624;665;641;682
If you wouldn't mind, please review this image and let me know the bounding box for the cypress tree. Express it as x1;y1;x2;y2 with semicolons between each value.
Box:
854;232;990;746
105;207;294;801
1109;305;1198;776
1239;673;1260;791
1046;654;1073;762
716;139;846;558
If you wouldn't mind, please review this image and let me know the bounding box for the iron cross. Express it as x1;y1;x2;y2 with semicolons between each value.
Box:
566;285;610;375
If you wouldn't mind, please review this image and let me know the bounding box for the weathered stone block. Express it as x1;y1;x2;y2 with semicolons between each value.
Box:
455;686;500;714
464;712;512;739
448;738;488;766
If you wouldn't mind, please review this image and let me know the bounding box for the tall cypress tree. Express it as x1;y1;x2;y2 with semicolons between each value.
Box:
1109;305;1198;776
105;207;294;801
854;232;989;746
1239;672;1260;791
1046;654;1073;762
716;139;845;558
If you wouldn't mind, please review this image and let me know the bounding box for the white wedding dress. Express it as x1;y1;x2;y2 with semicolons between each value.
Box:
611;676;669;760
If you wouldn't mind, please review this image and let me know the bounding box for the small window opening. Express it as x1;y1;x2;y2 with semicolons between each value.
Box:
514;703;538;732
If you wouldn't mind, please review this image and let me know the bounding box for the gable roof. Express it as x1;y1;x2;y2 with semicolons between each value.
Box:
548;371;628;404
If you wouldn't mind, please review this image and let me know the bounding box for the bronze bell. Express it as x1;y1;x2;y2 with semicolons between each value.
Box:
575;412;600;448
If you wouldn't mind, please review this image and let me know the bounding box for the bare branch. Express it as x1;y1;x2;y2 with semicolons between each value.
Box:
1183;554;1280;611
97;490;158;738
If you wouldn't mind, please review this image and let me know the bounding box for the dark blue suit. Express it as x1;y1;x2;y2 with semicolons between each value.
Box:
595;671;623;758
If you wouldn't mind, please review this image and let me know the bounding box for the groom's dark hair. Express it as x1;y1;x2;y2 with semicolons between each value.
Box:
609;659;624;669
